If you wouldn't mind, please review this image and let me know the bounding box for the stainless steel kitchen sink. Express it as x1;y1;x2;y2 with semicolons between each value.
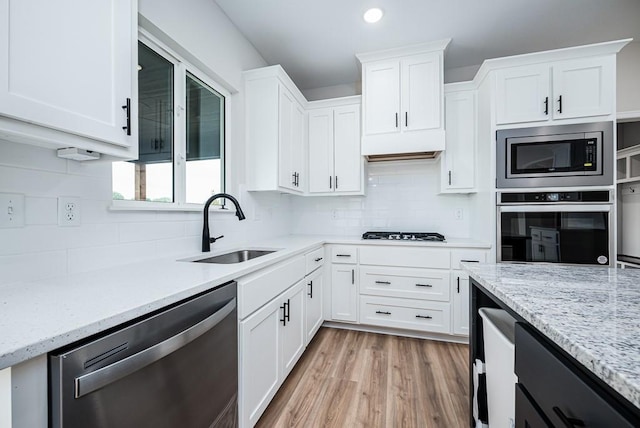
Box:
192;249;277;264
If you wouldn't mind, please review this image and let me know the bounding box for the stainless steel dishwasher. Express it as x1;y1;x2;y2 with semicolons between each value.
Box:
49;281;238;428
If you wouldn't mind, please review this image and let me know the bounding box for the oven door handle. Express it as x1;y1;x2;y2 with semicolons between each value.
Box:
498;204;611;213
74;297;236;399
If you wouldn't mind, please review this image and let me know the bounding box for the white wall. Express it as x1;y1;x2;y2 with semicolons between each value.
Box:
0;1;291;286
289;161;472;238
617;41;640;115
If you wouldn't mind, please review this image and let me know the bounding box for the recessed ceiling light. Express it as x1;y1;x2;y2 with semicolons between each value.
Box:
363;8;383;24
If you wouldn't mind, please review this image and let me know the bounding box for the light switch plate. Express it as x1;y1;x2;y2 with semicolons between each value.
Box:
0;193;25;228
58;197;81;227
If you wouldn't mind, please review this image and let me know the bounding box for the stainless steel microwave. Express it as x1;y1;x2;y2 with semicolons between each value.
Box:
496;122;613;188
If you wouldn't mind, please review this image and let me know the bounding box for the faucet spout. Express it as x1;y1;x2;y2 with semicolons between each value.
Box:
202;193;246;252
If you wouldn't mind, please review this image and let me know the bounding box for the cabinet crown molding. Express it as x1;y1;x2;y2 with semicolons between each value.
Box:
243;64;308;107
356;38;451;63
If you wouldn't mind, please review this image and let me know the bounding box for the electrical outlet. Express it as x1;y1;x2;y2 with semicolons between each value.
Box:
0;193;25;228
454;208;463;220
58;197;81;226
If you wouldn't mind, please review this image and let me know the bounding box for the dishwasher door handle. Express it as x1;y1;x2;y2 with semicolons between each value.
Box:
74;297;236;398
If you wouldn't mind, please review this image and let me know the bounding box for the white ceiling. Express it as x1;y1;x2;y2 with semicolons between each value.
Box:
215;0;640;91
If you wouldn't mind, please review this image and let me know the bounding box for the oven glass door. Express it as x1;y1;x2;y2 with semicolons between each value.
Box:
507;134;599;177
499;207;610;265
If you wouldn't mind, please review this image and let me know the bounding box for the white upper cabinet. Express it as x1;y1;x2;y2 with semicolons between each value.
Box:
357;40;449;157
441;87;476;193
0;0;137;159
245;66;306;194
495;56;615;125
308;98;362;195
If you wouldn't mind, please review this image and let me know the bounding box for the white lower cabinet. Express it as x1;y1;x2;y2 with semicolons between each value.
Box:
331;264;358;322
239;280;305;428
0;367;10;428
360;295;451;333
305;268;324;344
452;270;470;336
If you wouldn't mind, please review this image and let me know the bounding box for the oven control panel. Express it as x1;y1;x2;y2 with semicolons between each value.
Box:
500;190;610;204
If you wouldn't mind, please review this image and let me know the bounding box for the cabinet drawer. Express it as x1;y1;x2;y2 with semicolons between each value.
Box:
359;295;451;334
360;266;450;302
330;246;358;264
451;249;487;269
305;247;325;274
359;246;450;269
515;323;637;427
237;255;306;319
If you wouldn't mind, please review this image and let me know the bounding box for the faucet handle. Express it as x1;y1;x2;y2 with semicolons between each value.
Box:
210;235;224;243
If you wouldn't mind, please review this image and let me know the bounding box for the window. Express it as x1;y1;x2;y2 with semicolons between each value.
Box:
112;35;227;208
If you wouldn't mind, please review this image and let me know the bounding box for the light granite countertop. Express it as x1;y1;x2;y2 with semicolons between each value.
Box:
463;262;640;410
0;234;489;370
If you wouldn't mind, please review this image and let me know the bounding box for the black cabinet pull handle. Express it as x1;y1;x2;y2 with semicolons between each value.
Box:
335;176;338;189
375;281;391;285
285;298;291;322
416;315;433;319
395;112;398;128
351;269;355;284
336;254;351;257
292;172;296;186
415;283;432;288
457;277;460;293
122;98;131;136
280;303;287;326
544;96;549;115
552;406;585;427
405;111;408;127
460;260;479;263
308;281;313;298
375;310;391;315
448;170;452;186
329;176;332;189
557;95;563;113
314;257;323;262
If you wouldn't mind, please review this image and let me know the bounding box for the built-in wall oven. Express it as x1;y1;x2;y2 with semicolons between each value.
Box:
498;191;613;266
496;122;613;188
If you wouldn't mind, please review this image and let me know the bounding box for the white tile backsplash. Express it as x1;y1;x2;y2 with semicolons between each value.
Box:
290;160;473;239
0;141;292;283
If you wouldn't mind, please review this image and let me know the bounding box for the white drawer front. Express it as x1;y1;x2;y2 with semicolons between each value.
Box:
237;255;306;319
360;266;450;302
330;246;358;264
305;247;325;274
359;296;451;334
451;249;487;270
359;246;450;269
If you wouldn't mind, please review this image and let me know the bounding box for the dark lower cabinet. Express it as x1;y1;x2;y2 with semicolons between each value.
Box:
515;323;639;428
515;384;551;428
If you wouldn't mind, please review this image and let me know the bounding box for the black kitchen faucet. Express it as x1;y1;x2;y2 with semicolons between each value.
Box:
202;193;246;252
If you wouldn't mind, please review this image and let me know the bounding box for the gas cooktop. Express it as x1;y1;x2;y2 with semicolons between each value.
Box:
361;231;446;242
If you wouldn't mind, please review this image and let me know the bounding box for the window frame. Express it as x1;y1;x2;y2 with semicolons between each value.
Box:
112;29;230;212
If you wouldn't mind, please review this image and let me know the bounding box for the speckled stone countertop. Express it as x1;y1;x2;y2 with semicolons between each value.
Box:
463;263;640;410
0;235;490;370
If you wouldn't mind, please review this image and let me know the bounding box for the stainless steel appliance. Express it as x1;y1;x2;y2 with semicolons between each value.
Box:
50;281;238;428
496;122;613;188
362;231;446;241
497;191;613;266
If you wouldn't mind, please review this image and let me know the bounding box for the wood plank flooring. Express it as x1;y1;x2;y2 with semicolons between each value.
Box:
256;327;469;428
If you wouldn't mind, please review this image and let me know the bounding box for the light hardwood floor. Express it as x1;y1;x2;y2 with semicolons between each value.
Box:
256;327;469;428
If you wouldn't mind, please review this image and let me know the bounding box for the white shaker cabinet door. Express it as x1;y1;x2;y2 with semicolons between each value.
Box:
452;270;470;336
495;64;550;125
363;60;400;136
401;53;441;132
279;280;306;379
333;104;361;193
0;0;135;148
442;90;476;192
305;268;324;344
331;264;358;322
552;57;614;120
278;85;296;191
308;108;334;193
239;298;281;428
